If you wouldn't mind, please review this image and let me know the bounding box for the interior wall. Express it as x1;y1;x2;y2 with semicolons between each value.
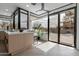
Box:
77;3;79;49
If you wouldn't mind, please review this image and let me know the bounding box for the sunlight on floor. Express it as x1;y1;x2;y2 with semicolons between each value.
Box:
33;41;43;46
34;42;56;52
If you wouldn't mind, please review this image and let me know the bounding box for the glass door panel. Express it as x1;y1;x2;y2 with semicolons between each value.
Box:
49;14;58;42
60;9;75;46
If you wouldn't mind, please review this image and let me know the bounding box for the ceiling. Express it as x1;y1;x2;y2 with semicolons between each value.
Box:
0;3;70;17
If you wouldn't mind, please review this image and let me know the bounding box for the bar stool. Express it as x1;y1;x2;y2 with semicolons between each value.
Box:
34;32;39;45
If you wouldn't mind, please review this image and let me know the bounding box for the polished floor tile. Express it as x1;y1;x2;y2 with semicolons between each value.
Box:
14;41;79;56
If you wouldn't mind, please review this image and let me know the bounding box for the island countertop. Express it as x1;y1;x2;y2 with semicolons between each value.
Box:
5;31;34;35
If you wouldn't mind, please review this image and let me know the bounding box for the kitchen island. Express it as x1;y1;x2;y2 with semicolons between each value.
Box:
5;31;34;55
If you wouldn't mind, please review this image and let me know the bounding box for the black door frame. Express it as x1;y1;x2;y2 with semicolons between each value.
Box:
13;7;29;30
48;6;77;48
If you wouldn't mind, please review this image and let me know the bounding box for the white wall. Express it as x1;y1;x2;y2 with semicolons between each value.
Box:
77;4;79;49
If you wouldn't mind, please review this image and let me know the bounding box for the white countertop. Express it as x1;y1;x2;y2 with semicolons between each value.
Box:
5;31;34;35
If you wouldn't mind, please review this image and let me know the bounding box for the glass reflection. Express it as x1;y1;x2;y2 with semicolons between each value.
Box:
60;9;74;46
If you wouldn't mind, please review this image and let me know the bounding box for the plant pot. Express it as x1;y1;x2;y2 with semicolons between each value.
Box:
37;36;40;40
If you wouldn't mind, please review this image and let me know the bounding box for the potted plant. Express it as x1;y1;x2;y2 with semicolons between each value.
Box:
33;23;43;40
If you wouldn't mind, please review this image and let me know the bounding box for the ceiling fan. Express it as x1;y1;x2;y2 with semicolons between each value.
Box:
31;3;47;12
36;3;47;12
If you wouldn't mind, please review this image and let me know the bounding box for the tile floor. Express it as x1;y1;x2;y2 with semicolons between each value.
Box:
14;41;79;56
49;33;74;46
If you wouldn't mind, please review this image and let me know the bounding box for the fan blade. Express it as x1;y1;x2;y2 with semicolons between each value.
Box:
35;3;47;12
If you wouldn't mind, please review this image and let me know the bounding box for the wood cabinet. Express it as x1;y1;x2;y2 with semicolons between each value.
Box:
6;32;33;55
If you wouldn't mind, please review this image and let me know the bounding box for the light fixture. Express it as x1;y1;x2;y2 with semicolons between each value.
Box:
5;9;9;11
26;4;29;7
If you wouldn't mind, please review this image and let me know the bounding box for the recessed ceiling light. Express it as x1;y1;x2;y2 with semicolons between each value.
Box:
5;9;9;11
26;4;29;7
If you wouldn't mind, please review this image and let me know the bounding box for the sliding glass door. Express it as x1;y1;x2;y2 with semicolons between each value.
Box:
49;8;76;47
49;14;58;42
59;9;75;46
